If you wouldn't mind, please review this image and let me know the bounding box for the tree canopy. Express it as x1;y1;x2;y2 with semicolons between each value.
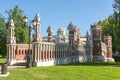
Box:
0;14;8;57
97;0;120;53
6;5;29;43
0;5;29;57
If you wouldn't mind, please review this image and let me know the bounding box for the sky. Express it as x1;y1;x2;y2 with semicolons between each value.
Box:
0;0;114;36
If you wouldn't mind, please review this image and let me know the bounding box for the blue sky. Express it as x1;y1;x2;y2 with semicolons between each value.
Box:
0;0;114;36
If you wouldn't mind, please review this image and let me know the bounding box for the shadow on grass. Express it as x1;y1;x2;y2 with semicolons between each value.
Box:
57;62;120;67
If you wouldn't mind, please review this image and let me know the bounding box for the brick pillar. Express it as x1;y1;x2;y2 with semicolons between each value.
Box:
91;25;106;62
104;35;114;62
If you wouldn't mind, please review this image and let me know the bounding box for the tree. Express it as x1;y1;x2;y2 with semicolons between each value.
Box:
0;5;29;57
6;5;29;43
97;15;118;52
97;0;120;53
112;0;120;52
0;14;8;57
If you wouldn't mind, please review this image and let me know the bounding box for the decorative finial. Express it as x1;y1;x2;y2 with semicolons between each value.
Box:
35;13;40;22
47;25;53;32
9;19;14;27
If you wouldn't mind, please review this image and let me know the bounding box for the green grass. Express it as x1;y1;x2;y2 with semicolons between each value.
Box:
0;62;120;80
0;56;6;63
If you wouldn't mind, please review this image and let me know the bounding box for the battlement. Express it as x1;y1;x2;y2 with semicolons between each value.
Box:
91;25;101;30
104;35;112;40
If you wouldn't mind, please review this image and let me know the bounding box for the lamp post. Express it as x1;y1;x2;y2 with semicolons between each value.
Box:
23;14;41;67
23;16;34;68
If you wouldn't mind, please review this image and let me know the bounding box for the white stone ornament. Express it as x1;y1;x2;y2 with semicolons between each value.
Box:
9;19;14;27
36;13;40;22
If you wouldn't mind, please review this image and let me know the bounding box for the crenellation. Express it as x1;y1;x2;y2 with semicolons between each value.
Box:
86;25;114;62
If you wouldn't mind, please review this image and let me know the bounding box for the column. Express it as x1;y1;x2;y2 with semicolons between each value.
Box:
64;46;66;58
45;45;47;61
61;46;63;58
57;45;59;58
65;46;67;58
14;46;16;60
7;45;10;61
52;45;55;60
35;45;37;61
50;45;53;60
39;44;41;61
9;46;10;60
59;46;61;58
58;45;60;59
6;46;9;60
32;45;34;61
55;45;57;59
47;45;49;61
56;45;58;58
44;45;46;61
47;44;49;61
48;45;50;61
37;44;39;62
13;46;15;60
33;44;36;62
41;44;43;61
11;46;13;60
43;44;45;61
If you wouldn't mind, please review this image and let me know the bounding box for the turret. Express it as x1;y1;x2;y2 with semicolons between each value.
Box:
91;25;101;41
32;13;42;42
47;25;53;42
7;19;16;44
91;25;101;55
67;22;74;45
91;25;106;62
6;19;16;65
76;27;81;44
86;31;89;41
104;35;112;58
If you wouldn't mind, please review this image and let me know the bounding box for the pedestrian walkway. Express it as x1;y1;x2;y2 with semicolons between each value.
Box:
0;65;26;70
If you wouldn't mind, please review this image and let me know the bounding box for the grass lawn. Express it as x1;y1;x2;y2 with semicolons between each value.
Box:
0;56;6;63
0;62;120;80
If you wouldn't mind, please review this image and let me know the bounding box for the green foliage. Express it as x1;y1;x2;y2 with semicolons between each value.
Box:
0;5;29;57
97;0;120;53
6;5;29;43
0;14;8;57
15;27;29;43
0;63;120;80
112;0;120;52
97;16;117;51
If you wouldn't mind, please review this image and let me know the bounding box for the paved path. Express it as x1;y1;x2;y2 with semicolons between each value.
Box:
0;66;26;70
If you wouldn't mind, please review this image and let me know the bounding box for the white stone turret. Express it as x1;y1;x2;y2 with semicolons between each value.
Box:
32;13;42;42
7;19;16;44
7;19;16;65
